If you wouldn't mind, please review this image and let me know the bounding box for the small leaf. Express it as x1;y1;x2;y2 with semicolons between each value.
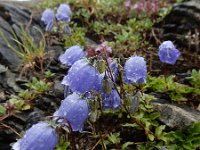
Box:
122;123;138;128
155;125;166;137
0;105;6;115
96;60;106;73
147;134;155;141
122;142;134;150
22;104;31;110
108;132;120;144
102;76;112;94
149;112;160;120
188;122;200;136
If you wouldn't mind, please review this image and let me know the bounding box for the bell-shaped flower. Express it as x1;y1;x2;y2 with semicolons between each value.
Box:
158;41;180;65
56;4;71;22
124;56;147;84
41;9;54;32
102;89;121;110
66;59;100;93
59;46;86;66
12;122;58;150
55;93;89;132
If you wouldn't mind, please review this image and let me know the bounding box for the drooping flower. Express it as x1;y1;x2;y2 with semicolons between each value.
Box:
158;41;180;65
12;122;58;150
41;9;54;32
59;45;86;66
56;4;71;22
124;56;147;84
65;59;100;93
55;93;89;132
102;89;121;110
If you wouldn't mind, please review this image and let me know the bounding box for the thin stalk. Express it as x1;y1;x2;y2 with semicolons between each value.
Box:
99;131;106;150
65;119;77;150
104;56;158;141
0;122;21;137
104;57;121;98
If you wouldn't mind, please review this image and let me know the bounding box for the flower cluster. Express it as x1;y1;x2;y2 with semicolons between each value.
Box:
41;3;71;32
12;39;180;148
133;0;159;17
13;2;182;147
55;41;149;131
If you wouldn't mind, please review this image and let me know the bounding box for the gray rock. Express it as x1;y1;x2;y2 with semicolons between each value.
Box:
0;64;7;73
0;68;21;93
160;0;200;49
53;80;64;97
152;100;200;128
26;108;45;128
0;2;43;71
6;70;21;92
0;16;22;70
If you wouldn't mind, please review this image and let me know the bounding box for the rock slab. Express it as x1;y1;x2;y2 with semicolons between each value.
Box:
152;100;200;128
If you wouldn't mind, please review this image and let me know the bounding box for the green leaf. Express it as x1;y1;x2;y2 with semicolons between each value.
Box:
21;104;31;110
56;142;70;150
96;60;106;73
44;70;55;78
169;93;187;102
155;125;166;137
192;137;200;147
147;134;155;141
188;122;200;136
108;132;120;144
183;141;194;150
122;123;138;128
0;105;6;115
9;98;31;111
102;76;112;95
149;112;160;120
122;142;134;150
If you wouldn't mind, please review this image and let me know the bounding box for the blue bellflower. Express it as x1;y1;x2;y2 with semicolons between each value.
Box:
41;9;54;32
124;56;147;84
102;89;121;110
158;41;180;65
59;45;86;66
12;122;58;150
55;93;89;132
65;59;100;93
56;4;71;22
